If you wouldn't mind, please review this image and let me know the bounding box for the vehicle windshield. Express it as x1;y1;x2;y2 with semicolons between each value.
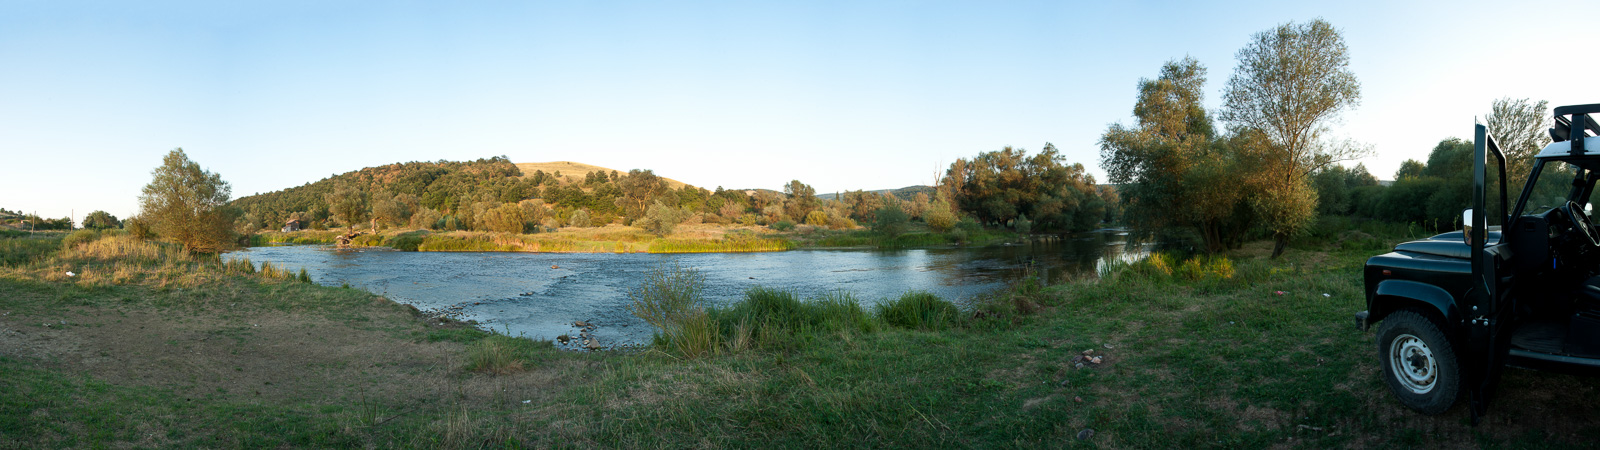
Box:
1523;162;1582;215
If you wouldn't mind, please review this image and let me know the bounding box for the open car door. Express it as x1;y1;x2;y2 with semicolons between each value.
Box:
1465;123;1513;424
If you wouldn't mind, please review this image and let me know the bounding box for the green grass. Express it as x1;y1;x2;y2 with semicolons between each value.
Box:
11;217;1600;447
0;236;60;266
465;334;558;375
647;237;795;253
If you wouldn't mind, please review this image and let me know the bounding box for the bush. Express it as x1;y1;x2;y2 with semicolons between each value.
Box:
877;291;959;330
568;209;592;228
925;203;957;232
627;263;714;358
712;289;879;352
384;231;428;251
635;201;684;236
771;220;795;232
1013;214;1032;235
804;210;829;227
872;204;909;240
61;229;102;250
124;217;154;240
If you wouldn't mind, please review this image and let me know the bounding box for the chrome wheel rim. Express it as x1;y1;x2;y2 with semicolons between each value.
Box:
1389;333;1436;394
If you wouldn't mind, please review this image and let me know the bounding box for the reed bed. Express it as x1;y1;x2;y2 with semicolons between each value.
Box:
647;237;794;253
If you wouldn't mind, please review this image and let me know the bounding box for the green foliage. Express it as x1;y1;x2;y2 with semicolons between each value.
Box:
924;200;957;232
944;144;1104;232
1101;57;1259;253
384;231;429;251
871;203;909;241
465;335;554;375
804;210;829;227
567;209;592;228
60;229;102;250
635;201;684;236
138;148;238;253
627;263;714;358
618;169;671;221
1221;19;1363;256
648;236;794;253
1013;214;1032;235
770;220;795;232
1311;164;1378;216
876;291;960;331
0;236;60;266
82;210;120;230
480;203;525;234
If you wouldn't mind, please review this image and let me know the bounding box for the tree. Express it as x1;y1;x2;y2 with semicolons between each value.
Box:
1221;19;1364;257
1486;97;1551;190
943;143;1103;233
480;203;526;233
568;209;592;228
783;180;818;220
323;183;367;230
1102;57;1257;252
635;201;684;236
137;148;238;253
370;192;413;230
82;210;120;230
925;198;957;232
618;169;670;221
872;203;909;241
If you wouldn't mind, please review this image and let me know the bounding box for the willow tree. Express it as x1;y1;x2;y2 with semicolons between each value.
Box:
1221;18;1364;257
1101;57;1257;252
138;148;237;253
1486;97;1551;190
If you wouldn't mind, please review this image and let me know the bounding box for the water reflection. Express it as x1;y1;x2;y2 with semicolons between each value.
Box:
228;230;1146;346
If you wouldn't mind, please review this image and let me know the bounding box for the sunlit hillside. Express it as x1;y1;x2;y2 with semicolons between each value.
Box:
515;161;689;190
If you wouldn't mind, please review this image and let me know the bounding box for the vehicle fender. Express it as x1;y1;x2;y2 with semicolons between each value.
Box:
1369;279;1461;328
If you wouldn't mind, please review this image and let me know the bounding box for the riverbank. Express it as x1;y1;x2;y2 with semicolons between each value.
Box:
249;223;1019;253
6;223;1597;447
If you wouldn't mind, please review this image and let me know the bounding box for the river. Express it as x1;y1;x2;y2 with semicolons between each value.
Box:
226;230;1145;347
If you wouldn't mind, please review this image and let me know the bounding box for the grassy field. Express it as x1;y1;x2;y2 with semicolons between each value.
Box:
5;222;1599;447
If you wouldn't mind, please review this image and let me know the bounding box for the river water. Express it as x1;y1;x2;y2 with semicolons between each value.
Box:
226;231;1144;346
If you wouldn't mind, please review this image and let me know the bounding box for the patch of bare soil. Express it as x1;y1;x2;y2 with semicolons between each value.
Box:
0;299;591;413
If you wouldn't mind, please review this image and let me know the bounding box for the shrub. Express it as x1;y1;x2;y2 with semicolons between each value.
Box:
61;229;104;250
1014;214;1032;235
771;220;795;232
385;231;428;251
627;263;715;358
124;216;154;240
872;204;909;241
827;212;858;230
925;203;957;232
635;201;684;236
804;210;830;227
568;209;592;228
877;291;959;330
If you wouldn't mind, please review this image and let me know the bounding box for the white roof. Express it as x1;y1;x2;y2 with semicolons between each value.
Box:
1535;136;1600;159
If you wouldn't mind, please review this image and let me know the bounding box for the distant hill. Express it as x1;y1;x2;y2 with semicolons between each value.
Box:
515;161;689;190
818;185;936;201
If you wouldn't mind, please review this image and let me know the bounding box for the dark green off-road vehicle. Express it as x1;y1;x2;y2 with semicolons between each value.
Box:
1359;104;1600;422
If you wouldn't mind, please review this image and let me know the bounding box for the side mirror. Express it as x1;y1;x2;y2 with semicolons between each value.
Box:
1462;209;1474;245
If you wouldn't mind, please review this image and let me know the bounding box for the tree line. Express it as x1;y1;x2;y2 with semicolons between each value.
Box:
1100;19;1556;255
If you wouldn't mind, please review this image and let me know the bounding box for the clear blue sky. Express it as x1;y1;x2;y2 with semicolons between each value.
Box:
4;0;1597;223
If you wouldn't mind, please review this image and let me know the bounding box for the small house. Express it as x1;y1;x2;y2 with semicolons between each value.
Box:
282;219;303;232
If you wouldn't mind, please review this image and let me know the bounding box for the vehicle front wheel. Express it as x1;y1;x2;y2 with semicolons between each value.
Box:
1377;309;1461;415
